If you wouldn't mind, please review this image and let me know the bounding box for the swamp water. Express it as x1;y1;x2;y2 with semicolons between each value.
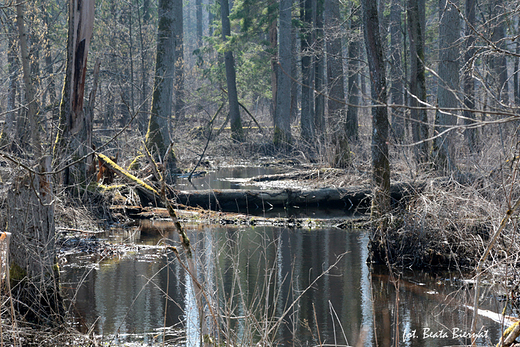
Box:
61;167;507;346
61;223;505;347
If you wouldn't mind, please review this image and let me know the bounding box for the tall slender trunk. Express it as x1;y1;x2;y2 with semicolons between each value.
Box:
361;0;390;219
432;0;459;172
389;0;404;140
490;0;508;105
463;0;477;151
300;0;315;143
17;2;41;159
2;19;19;146
325;0;349;167
275;0;293;148
145;0;176;174
174;0;185;122
346;13;360;140
221;0;244;142
313;0;325;137
407;0;429;163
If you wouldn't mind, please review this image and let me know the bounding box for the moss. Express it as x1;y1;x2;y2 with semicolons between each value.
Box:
273;126;291;149
97;153;160;197
128;155;144;170
9;262;27;285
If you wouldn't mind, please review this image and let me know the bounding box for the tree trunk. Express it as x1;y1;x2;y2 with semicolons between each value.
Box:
145;0;177;177
275;0;293;149
174;0;185;122
325;0;349;167
490;1;508;105
221;0;244;142
1;19;19;148
174;183;415;212
300;0;315;144
407;0;429;163
8;160;61;323
313;0;325;138
362;0;390;218
16;2;41;159
432;0;459;172
463;0;477;152
346;12;360;141
389;0;405;140
54;0;95;185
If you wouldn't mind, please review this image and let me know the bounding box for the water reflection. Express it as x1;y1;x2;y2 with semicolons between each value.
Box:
176;166;283;190
61;225;504;346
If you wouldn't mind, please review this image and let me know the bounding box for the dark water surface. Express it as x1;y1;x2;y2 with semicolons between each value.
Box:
61;223;505;346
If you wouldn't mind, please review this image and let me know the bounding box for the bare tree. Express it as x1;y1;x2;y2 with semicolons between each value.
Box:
325;0;349;167
361;0;390;219
274;0;293;148
54;0;95;185
389;0;405;140
221;0;244;142
145;0;177;175
346;9;360;141
7;2;62;325
432;0;460;172
407;0;429;163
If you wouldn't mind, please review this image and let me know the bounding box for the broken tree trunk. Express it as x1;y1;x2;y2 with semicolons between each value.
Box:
173;182;418;212
54;0;95;186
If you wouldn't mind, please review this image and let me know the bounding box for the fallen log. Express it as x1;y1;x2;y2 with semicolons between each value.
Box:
173;182;420;212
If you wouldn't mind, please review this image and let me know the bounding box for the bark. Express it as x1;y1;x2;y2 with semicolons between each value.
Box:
137;0;150;133
221;0;244;142
432;0;459;172
325;0;345;124
145;0;177;175
300;0;315;144
325;0;349;167
407;0;429;163
361;0;391;219
173;0;185;122
8;157;62;324
490;1;508;105
54;0;95;184
269;1;278;125
389;0;405;140
313;0;325;137
2;19;19;147
174;183;415;212
275;0;293;148
463;0;477;152
16;2;41;159
346;13;360;141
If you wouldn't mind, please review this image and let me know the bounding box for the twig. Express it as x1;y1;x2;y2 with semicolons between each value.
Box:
188;103;224;181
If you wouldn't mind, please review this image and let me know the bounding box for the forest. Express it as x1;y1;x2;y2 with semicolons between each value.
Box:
1;0;520;345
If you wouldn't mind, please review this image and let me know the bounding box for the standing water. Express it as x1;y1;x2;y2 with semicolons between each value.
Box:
61;223;505;346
